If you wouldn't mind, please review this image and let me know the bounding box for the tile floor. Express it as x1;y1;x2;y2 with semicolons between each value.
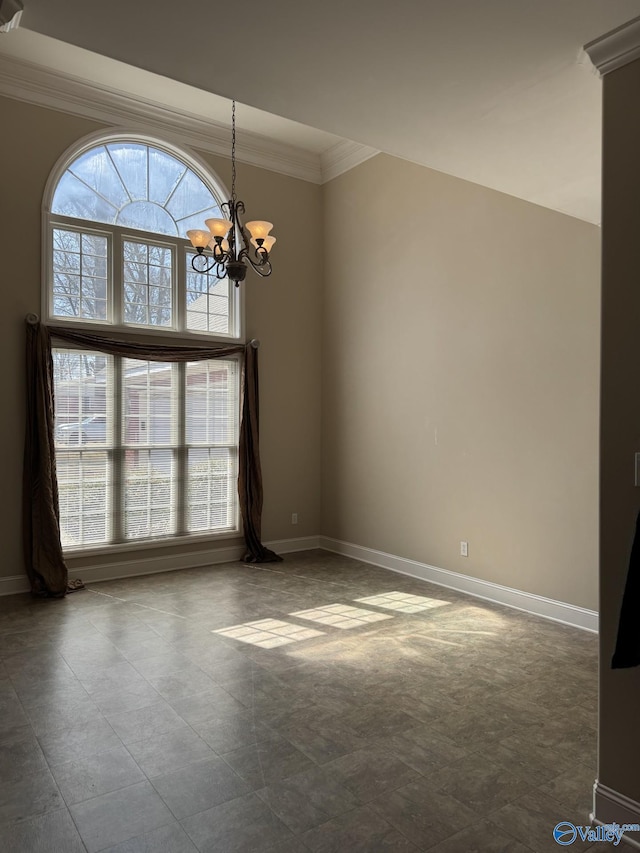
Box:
0;550;629;852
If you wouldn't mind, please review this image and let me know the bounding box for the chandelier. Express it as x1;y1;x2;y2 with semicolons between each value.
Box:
187;101;275;287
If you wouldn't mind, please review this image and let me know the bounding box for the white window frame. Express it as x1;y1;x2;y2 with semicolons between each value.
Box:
43;131;245;555
42;129;245;342
47;217;240;339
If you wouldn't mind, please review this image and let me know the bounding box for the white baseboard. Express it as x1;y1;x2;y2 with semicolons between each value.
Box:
319;536;598;632
266;535;321;554
592;783;640;849
0;575;31;596
0;536;321;596
1;535;597;634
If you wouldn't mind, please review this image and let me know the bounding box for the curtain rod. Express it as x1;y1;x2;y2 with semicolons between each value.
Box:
24;315;260;349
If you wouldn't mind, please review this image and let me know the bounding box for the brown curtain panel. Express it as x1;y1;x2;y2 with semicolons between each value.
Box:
23;322;68;596
239;343;281;563
23;319;280;597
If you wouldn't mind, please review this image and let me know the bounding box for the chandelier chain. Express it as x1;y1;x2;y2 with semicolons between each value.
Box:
187;97;274;282
231;99;237;203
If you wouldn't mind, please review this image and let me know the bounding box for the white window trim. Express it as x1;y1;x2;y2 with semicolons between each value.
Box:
47;215;241;341
41;128;245;342
53;345;242;552
45;131;247;555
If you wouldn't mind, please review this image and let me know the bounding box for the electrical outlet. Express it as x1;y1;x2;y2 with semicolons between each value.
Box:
460;541;468;557
291;513;298;525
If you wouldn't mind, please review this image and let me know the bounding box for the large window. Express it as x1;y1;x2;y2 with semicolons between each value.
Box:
46;137;241;550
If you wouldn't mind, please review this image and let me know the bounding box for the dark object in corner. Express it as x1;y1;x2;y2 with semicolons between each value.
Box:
612;509;640;668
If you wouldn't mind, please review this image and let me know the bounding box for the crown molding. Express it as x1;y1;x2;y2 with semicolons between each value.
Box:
584;15;640;77
321;139;379;182
0;52;328;183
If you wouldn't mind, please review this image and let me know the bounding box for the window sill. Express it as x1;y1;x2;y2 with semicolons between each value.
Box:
63;528;242;560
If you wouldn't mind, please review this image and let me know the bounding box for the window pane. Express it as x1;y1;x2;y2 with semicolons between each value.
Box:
186;359;238;533
53;350;112;548
82;233;108;264
117;201;177;235
51;172;118;223
107;143;148;201
54;295;79;317
123;240;173;327
69;146;130;209
52;228;109;321
53;229;80;253
57;452;110;546
166;170;218;222
54;351;111;445
185;360;238;445
52;143;224;240
124;449;175;540
186;257;231;335
123;359;176;447
187;447;236;532
148;148;187;205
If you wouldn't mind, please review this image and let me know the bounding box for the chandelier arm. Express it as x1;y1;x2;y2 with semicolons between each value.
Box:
241;252;273;277
237;244;270;267
212;243;229;264
191;253;217;274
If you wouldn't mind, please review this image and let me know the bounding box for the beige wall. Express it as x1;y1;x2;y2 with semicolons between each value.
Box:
599;58;640;803
322;153;600;609
0;93;602;613
0;95;323;582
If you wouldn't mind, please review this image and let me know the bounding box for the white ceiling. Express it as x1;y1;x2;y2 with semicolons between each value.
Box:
7;0;640;223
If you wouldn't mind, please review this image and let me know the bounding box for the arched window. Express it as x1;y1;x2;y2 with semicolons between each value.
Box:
45;135;240;550
46;135;239;337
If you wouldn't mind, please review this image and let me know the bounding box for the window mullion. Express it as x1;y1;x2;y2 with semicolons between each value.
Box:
113;227;123;325
112;356;124;544
176;362;187;536
176;245;185;333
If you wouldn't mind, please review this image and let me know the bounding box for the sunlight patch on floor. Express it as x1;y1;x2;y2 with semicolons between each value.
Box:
290;604;393;629
213;618;324;648
355;591;451;613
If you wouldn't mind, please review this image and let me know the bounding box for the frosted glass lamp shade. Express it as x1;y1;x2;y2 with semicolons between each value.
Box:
251;235;276;253
245;220;273;240
187;229;211;249
205;218;233;238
